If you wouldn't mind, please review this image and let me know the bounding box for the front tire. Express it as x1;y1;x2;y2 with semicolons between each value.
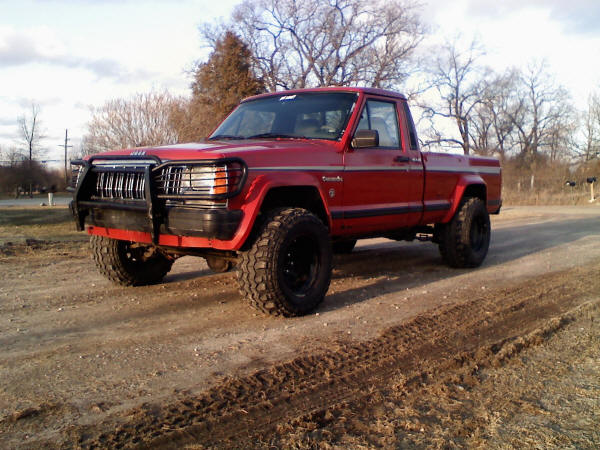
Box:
90;235;173;286
237;208;332;317
438;197;490;268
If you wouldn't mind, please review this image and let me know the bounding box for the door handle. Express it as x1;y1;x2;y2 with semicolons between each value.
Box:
394;155;410;163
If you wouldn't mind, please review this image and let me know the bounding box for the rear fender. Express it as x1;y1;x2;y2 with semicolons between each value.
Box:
441;175;487;223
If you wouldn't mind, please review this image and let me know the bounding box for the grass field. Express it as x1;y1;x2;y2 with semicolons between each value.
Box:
0;206;85;245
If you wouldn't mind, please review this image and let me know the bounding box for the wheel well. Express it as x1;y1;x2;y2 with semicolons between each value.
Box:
462;184;486;204
259;186;329;227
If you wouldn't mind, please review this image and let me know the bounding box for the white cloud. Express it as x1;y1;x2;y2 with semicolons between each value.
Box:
422;0;600;104
0;26;154;82
463;0;600;35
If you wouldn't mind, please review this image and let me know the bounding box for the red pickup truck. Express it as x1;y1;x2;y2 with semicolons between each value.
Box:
70;87;501;316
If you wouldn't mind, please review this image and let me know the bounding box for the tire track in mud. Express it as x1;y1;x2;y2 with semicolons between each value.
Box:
65;263;600;449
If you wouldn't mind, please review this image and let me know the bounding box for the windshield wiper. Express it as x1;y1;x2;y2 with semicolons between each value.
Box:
208;134;244;140
246;133;309;140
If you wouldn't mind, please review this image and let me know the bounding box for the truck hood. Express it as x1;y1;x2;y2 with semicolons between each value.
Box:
93;140;339;164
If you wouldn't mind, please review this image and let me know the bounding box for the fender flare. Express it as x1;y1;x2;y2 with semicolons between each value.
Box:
232;172;333;248
441;174;487;223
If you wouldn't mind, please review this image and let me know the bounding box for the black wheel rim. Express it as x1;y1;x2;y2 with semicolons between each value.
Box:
281;234;319;296
470;214;489;252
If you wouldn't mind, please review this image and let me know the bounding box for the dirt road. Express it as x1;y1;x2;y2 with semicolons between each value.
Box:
0;206;599;448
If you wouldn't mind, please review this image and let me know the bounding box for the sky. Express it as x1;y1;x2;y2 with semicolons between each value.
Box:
1;0;600;166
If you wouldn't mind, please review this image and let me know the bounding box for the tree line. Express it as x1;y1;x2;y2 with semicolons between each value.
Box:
0;104;65;197
2;0;598;198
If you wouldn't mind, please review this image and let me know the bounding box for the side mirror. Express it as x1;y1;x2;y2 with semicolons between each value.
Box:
351;129;379;148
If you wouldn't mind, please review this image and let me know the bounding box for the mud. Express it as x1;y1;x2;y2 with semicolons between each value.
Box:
64;264;600;448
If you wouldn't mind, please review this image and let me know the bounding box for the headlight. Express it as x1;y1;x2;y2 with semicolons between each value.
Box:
157;159;246;200
180;165;228;195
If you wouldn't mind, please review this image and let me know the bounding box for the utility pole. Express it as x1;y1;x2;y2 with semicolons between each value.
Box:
59;129;73;184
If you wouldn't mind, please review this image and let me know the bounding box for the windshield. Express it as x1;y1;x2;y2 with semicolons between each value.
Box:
209;92;358;141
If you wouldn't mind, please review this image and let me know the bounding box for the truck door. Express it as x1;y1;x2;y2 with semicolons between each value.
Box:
342;98;423;235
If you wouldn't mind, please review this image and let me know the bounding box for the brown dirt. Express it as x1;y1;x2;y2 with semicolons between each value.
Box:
0;205;599;449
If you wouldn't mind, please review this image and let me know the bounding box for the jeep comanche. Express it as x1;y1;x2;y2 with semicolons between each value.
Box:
70;87;502;316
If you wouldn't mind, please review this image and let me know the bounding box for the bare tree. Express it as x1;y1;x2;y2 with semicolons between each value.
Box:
420;38;487;155
0;148;25;197
204;0;426;91
469;70;519;158
0;145;63;197
84;91;180;154
18;104;45;161
425;56;576;163
507;61;575;164
579;93;600;161
17;103;46;196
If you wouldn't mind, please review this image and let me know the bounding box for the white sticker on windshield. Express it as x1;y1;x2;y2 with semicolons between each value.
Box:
279;95;297;101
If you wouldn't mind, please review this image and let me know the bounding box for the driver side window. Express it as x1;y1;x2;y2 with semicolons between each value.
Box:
356;100;400;148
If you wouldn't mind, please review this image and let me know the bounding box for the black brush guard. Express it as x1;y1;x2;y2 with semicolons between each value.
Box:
70;155;247;244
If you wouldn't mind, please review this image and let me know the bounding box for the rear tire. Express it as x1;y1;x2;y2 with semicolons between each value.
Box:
438;197;490;268
90;235;173;286
237;208;332;317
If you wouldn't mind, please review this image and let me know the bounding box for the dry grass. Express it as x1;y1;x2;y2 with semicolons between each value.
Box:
502;187;596;206
501;158;599;206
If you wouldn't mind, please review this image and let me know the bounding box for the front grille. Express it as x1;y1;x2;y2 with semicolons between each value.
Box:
94;170;146;200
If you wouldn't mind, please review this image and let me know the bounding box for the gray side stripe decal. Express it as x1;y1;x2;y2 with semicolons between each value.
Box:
427;166;501;175
252;166;344;171
252;166;421;172
251;166;500;174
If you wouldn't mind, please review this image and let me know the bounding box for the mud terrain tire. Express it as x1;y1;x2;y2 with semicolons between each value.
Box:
90;235;173;286
332;239;357;254
439;197;490;268
237;208;332;317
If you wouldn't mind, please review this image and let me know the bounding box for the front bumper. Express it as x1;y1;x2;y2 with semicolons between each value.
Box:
72;201;243;241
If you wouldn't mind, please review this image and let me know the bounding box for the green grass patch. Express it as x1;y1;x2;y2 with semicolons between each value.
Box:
0;206;85;244
0;206;73;226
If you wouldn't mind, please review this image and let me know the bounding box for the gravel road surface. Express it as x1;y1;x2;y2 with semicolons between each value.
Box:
0;205;598;448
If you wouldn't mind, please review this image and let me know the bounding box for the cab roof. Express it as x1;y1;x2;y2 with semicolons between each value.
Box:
242;86;407;103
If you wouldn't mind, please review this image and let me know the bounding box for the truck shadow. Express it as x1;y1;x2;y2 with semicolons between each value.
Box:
164;262;211;283
118;216;598;318
320;216;599;313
